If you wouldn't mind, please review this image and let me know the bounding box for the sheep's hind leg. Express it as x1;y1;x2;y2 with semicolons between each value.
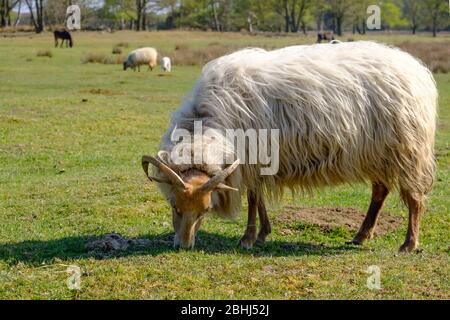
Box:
348;182;389;245
256;196;271;244
240;191;258;249
399;189;423;253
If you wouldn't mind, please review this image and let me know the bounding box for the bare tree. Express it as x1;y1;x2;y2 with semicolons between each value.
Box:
14;0;21;26
274;0;310;33
289;0;309;33
210;0;221;31
1;0;20;27
328;0;347;36
25;0;44;33
423;0;448;37
404;0;420;34
135;0;148;30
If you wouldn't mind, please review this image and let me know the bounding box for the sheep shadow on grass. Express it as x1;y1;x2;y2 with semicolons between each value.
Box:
0;231;360;266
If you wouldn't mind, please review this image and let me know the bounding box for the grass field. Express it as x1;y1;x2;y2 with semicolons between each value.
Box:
0;31;448;299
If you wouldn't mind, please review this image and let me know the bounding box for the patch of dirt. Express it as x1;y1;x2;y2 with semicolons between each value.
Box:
276;206;403;236
86;233;172;254
157;73;173;77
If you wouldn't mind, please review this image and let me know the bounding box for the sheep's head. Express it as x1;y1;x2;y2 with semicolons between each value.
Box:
142;155;239;250
123;61;128;71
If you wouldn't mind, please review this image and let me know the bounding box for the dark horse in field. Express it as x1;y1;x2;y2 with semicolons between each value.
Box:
54;30;73;48
317;31;335;43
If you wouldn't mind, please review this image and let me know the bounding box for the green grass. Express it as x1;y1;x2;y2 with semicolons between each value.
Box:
0;31;449;300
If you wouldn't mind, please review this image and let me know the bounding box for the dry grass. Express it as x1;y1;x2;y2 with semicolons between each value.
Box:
116;42;129;48
397;41;450;73
82;52;126;65
112;46;122;55
112;42;129;55
160;43;235;66
0;25;36;33
36;49;52;58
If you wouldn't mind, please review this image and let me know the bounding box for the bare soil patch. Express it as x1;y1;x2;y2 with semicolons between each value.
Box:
276;206;403;236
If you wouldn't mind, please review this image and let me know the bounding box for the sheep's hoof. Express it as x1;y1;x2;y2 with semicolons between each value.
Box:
239;234;256;250
347;231;372;245
399;241;418;253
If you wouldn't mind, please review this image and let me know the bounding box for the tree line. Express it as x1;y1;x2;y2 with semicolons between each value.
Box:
1;0;449;37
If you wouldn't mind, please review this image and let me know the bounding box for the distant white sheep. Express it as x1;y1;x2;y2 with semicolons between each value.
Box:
123;47;158;72
161;57;171;72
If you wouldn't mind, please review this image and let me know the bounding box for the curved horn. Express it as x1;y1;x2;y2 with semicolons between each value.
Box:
141;155;186;189
200;159;240;193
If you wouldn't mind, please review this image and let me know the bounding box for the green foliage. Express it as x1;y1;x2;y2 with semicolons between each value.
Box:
380;0;409;29
101;0;137;21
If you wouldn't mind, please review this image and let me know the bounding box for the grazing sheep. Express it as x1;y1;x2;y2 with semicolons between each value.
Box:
161;57;172;72
123;47;158;72
142;41;437;252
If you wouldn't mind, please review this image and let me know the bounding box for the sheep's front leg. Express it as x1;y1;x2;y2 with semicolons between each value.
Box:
240;191;258;249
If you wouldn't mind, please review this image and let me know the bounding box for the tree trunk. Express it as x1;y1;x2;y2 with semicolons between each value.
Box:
35;0;43;33
316;13;322;31
136;0;141;31
283;0;289;33
210;0;220;31
1;0;6;27
142;0;147;30
301;20;306;35
431;3;438;37
294;0;306;33
290;0;296;32
24;0;37;31
14;0;21;26
336;16;342;36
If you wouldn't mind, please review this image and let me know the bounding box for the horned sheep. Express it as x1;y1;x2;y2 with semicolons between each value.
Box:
142;41;437;253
